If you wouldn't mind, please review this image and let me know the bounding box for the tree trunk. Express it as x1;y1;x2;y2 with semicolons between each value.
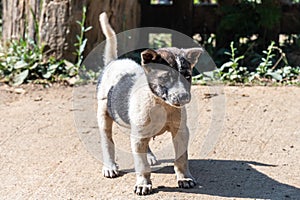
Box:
1;0;141;62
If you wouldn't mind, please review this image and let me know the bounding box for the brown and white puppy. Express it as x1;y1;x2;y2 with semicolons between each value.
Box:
97;12;203;195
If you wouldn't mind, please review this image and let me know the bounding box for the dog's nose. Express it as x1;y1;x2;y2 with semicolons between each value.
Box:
178;93;190;103
170;93;190;105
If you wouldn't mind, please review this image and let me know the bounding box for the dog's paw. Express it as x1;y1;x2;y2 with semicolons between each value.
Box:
147;152;158;166
134;184;152;195
102;164;119;178
178;178;197;188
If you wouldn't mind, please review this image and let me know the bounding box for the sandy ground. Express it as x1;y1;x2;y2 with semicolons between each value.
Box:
0;84;299;200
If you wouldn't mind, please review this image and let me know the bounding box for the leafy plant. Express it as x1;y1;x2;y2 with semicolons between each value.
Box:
0;6;92;86
192;41;300;85
192;71;217;85
1;38;55;85
71;6;98;84
250;41;276;80
74;6;92;67
216;42;249;83
249;41;300;83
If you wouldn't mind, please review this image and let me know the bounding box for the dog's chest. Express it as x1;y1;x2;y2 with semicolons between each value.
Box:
128;95;186;137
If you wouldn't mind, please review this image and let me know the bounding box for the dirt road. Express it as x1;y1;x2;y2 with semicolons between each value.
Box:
0;84;299;199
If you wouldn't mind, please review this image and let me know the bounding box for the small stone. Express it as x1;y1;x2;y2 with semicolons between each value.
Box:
34;96;43;101
67;76;80;86
14;88;26;94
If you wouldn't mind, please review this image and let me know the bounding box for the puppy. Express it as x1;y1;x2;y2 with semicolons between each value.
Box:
97;12;203;195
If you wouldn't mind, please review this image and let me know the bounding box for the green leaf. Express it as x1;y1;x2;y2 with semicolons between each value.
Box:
42;70;52;79
49;63;60;71
234;55;245;63
76;20;82;25
224;51;231;56
283;66;291;74
83;6;87;13
220;61;234;70
13;69;29;85
79;39;88;55
29;62;39;70
203;71;216;80
239;67;247;71
85;26;93;32
14;60;28;69
265;72;282;81
63;60;75;70
230;74;239;80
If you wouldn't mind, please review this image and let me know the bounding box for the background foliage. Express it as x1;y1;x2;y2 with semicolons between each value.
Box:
0;5;92;86
0;0;299;86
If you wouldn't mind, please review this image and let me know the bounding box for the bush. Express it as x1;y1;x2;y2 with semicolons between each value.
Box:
0;38;77;85
193;41;300;85
0;6;92;86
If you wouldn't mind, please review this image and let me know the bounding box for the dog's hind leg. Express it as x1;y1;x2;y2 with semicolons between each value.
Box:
97;100;119;178
147;147;157;166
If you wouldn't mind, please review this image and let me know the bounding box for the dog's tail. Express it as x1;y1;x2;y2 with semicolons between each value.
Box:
99;12;117;66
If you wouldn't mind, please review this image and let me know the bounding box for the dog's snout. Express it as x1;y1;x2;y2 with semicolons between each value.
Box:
178;93;191;105
179;93;190;102
169;92;190;106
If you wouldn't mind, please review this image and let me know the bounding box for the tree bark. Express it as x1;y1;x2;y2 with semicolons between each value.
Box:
1;0;141;62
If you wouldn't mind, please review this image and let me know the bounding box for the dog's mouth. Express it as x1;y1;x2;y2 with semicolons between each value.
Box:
172;103;184;108
169;94;191;108
159;93;191;108
165;100;188;108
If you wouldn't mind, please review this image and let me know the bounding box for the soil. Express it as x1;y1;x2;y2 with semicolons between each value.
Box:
0;84;299;200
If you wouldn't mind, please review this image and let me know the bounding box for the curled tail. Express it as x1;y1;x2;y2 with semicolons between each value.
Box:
99;12;117;66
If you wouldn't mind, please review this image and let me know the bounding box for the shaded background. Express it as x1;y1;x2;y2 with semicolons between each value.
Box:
1;0;300;68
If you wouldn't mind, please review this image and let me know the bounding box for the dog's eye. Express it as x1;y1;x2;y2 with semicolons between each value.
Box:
185;75;191;80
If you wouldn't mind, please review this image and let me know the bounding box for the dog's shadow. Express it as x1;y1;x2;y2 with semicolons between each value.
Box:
147;159;300;199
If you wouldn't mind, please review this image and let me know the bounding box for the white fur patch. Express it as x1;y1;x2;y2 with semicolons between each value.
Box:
175;56;181;71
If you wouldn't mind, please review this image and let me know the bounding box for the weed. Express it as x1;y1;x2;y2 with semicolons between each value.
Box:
0;6;92;86
216;42;249;83
74;6;92;68
193;41;300;86
250;41;299;83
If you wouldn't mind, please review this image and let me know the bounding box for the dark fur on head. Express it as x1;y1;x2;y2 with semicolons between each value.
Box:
141;47;203;107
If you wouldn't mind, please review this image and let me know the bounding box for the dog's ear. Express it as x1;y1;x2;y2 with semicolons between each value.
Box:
184;48;203;68
141;49;160;73
141;49;159;64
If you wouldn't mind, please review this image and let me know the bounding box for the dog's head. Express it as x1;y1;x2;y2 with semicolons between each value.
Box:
141;47;203;107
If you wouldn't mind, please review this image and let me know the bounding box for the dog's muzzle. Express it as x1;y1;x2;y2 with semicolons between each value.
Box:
169;92;191;107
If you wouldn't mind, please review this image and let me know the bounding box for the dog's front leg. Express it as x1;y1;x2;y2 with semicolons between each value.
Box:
97;101;118;178
131;136;152;195
171;125;196;188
